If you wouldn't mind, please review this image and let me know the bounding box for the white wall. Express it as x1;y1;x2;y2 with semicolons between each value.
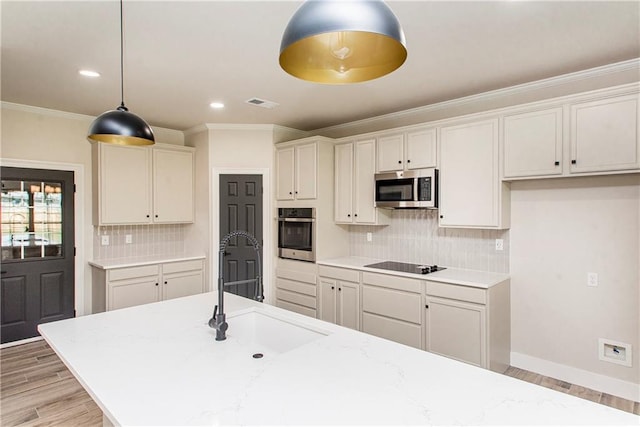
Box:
510;175;640;398
1;103;185;315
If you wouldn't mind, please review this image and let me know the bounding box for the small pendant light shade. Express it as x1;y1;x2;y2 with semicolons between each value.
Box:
279;0;407;84
88;105;155;146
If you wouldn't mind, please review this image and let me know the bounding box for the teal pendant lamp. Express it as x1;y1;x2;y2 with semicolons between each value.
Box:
279;0;407;84
87;0;154;146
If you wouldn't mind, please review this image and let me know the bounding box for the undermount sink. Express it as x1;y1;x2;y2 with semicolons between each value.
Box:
225;308;329;356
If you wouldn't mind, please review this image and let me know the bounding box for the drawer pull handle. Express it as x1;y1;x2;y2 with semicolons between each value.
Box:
554;161;560;166
571;160;577;164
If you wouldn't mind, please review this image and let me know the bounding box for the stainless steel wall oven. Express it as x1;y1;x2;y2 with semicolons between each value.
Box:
277;208;315;262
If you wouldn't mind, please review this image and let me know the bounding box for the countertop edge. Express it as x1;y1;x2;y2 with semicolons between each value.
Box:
88;254;206;270
316;257;510;289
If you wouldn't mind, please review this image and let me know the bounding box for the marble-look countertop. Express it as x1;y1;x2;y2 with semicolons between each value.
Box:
88;254;205;270
318;256;509;288
39;292;637;426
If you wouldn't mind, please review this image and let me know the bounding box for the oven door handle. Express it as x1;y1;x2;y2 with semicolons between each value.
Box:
279;218;315;223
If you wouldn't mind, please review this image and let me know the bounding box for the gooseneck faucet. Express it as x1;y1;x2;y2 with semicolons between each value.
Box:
208;230;263;341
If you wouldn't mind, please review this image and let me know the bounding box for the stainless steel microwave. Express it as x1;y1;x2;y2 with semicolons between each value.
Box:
374;168;438;209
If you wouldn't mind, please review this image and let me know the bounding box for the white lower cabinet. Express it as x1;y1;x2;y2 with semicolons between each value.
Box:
275;260;317;318
424;279;510;372
92;259;205;312
318;266;360;330
360;272;423;349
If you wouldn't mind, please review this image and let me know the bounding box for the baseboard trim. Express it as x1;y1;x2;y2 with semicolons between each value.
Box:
511;352;640;402
0;336;43;349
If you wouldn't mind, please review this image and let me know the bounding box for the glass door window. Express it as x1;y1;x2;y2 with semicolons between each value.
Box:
1;180;64;260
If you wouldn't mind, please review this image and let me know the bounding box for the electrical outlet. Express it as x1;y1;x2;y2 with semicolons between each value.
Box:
495;239;504;251
125;234;132;244
366;232;372;242
101;235;110;246
587;272;598;287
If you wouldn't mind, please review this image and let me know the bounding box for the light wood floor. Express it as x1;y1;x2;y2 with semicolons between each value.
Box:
1;341;638;426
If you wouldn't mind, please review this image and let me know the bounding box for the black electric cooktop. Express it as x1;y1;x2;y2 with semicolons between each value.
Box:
364;261;446;275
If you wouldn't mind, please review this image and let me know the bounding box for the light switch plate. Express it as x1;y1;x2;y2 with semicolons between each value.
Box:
125;234;132;244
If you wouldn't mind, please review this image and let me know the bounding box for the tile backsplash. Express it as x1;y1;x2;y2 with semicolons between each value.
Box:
93;225;186;260
349;210;509;273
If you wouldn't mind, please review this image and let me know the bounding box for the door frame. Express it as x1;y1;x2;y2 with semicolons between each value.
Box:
211;168;272;303
0;158;86;318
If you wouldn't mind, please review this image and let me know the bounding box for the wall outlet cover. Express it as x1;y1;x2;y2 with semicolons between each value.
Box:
101;235;110;246
125;234;133;244
366;232;373;242
495;239;504;251
587;272;598;287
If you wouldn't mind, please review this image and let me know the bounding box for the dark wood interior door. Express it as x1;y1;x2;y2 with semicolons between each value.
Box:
1;167;75;344
219;174;263;299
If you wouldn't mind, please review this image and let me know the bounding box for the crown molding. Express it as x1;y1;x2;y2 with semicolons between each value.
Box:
312;58;640;135
1;101;94;122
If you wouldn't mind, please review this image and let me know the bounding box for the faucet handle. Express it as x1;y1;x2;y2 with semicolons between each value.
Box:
208;305;218;328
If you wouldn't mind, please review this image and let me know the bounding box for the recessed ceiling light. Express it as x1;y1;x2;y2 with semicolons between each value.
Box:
79;69;100;78
210;102;225;109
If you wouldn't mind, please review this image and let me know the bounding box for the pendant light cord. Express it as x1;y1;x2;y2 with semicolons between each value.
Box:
119;0;125;109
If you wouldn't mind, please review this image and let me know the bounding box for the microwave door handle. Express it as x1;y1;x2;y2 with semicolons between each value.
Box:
413;178;419;201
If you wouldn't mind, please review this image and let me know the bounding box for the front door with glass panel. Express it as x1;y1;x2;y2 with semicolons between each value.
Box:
1;167;75;343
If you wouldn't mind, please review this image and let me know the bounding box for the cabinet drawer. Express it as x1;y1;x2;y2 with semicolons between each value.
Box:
362;285;421;324
426;281;486;304
276;300;317;318
276;278;316;297
318;265;360;282
276;288;317;309
108;265;159;282
275;268;316;285
362;312;422;349
162;259;203;274
362;272;422;293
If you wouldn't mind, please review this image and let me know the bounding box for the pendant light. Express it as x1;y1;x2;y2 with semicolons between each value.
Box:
279;0;407;84
87;0;154;146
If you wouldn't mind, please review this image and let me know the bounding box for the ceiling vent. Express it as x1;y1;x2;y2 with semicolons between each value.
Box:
245;98;279;109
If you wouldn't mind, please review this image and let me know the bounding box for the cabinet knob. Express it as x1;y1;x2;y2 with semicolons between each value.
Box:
164;281;167;284
425;304;429;309
338;288;342;291
155;283;159;286
347;214;351;217
295;191;298;194
398;160;402;164
439;215;443;219
331;286;334;290
554;161;560;166
407;159;411;163
571;160;577;165
146;215;150;218
155;214;158;218
289;191;292;195
354;213;358;217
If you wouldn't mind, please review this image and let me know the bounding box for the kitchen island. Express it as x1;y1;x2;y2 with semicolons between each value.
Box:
39;292;638;426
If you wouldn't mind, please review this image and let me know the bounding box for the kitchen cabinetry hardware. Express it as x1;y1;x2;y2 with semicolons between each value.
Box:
398;160;402;164
425;304;429;309
554;161;560;166
571;160;577;164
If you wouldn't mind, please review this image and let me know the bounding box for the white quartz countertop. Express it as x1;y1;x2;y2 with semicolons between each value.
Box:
39;292;638;426
88;254;205;270
318;256;510;288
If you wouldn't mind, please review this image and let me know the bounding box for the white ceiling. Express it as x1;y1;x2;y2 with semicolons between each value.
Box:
2;1;639;133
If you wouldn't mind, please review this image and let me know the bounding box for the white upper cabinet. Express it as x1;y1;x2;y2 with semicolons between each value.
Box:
570;94;639;173
439;118;509;229
93;143;195;226
152;148;194;223
335;139;390;225
276;141;317;200
503;107;563;178
377;127;437;172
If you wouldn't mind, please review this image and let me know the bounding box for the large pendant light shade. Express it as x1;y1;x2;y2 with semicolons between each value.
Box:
279;0;407;84
87;0;154;146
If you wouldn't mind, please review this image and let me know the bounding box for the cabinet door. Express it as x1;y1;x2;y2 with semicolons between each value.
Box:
295;142;317;199
153;148;194;223
377;134;404;172
503;108;563;178
570;95;640;173
163;270;203;300
439;119;500;228
425;297;486;368
337;281;359;330
406;128;437;169
108;278;159;310
98;144;151;225
276;147;295;200
318;277;337;324
353;139;377;224
334;143;354;223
